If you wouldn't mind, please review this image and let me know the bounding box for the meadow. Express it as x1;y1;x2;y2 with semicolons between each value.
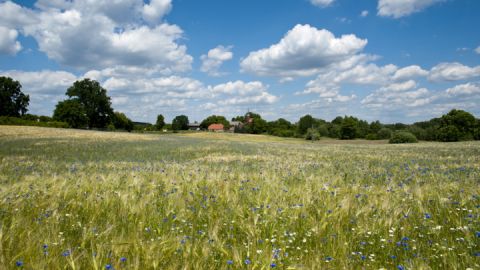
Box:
0;126;479;269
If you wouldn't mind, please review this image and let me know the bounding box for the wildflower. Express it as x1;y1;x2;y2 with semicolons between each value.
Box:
62;250;71;257
227;260;233;265
361;255;366;260
475;232;480;238
270;263;277;268
245;259;251;265
105;264;112;270
424;213;431;219
397;265;405;270
16;261;23;267
43;244;48;249
120;257;127;262
325;256;333;262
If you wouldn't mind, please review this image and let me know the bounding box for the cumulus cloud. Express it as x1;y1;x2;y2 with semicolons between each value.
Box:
445;82;480;96
392;65;429;81
377;0;444;18
476;46;480;54
360;10;369;17
143;0;172;24
310;0;335;8
0;0;192;71
0;26;21;55
240;24;368;77
212;81;278;105
429;62;480;82
200;45;233;76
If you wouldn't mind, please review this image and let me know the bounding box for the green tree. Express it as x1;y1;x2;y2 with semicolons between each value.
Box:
297;115;315;135
53;99;88;128
0;76;30;116
63;79;114;128
438;109;476;141
200;115;230;129
377;127;392;139
172;115;189;131
156;114;165;130
340;117;357;139
112;112;134;132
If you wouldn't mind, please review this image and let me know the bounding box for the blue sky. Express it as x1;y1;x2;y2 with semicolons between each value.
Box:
1;0;479;123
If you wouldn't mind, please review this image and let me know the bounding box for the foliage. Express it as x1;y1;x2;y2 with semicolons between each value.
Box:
437;109;476;141
0;116;68;128
0;76;30;117
112;112;134;132
305;128;320;141
238;112;268;134
155;114;165;130
297;115;315;135
340;116;358;139
389;131;418;144
200;115;230;129
172;115;189;131
377;127;392;139
53;99;88;128
62;79;114;128
0;126;478;269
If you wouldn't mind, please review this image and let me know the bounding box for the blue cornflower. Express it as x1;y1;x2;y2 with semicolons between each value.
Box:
120;257;127;263
62;250;71;257
227;260;233;265
397;265;405;270
16;261;23;267
42;244;48;249
401;237;409;241
270;262;277;268
424;213;431;219
360;255;366;260
390;255;397;259
105;264;112;270
325;256;333;261
245;259;251;265
475;231;480;238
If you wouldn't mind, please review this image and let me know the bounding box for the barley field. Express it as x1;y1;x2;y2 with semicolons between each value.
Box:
0;126;479;269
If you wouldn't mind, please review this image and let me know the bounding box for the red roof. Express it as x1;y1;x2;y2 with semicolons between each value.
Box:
208;124;224;130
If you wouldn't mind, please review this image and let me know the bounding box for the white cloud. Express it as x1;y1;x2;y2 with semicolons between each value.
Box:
381;80;418;92
377;0;444;18
429;62;480;82
0;0;192;71
310;0;335;8
360;10;369;17
362;87;433;109
240;24;368;77
200;45;233;76
212;81;279;105
0;70;77;94
392;65;429;80
0;26;21;55
475;46;480;54
143;0;172;24
445;82;480;96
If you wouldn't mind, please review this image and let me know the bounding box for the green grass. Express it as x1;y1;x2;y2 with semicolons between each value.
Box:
0;126;479;269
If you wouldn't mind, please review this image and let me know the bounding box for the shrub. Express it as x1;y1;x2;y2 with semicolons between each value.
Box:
305;128;320;141
377;127;392;139
389;131;418;144
365;133;378;140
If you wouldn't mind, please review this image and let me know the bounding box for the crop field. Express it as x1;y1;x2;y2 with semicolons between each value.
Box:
0;126;479;269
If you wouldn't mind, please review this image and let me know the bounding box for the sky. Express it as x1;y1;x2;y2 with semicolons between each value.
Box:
0;0;479;124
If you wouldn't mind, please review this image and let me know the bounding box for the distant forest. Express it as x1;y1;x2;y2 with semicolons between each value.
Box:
1;76;479;143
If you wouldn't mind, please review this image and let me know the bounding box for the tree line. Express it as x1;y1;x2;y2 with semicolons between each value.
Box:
1;76;479;142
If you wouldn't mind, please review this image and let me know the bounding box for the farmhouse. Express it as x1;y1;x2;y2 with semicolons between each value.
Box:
188;121;200;131
208;123;224;132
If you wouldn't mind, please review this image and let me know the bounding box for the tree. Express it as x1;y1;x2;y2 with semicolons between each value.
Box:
340;117;357;139
156;114;165;130
0;76;30;117
200;115;230;129
112;112;134;132
172;115;189;131
438;109;476;141
297;115;315;135
242;112;267;134
63;79;114;128
53;100;88;128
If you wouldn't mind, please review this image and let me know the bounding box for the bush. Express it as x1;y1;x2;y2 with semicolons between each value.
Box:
377;128;392;139
389;131;418;144
305;128;320;141
0;116;68;128
365;133;378;140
